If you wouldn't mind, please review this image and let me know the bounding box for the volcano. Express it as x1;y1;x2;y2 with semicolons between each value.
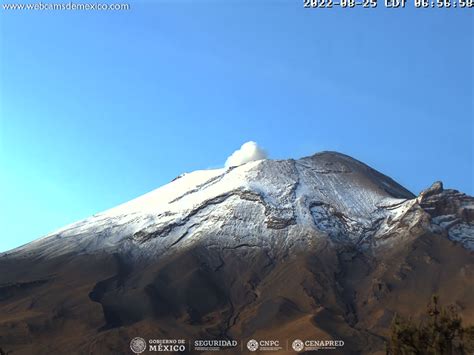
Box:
1;151;473;354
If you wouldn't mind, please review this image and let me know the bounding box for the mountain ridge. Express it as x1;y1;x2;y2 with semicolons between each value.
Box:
3;151;417;259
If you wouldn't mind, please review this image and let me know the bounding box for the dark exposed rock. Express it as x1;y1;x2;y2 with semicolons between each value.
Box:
265;216;296;229
420;181;444;198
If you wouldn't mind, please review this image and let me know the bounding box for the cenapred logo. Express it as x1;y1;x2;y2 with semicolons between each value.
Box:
292;339;345;352
247;339;259;351
292;339;304;352
130;337;147;354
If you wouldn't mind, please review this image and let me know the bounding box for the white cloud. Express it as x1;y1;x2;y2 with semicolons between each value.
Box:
225;141;267;167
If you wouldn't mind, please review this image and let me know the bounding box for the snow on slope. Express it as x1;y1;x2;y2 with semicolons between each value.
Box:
2;152;425;259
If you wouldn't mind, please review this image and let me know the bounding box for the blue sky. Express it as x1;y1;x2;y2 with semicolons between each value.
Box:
0;2;472;252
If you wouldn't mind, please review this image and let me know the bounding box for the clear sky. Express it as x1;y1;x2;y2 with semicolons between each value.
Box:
0;1;472;252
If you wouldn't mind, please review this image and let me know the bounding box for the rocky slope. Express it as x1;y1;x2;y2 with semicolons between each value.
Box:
0;151;472;354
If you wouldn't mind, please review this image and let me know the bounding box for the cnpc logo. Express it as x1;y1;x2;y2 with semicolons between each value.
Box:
246;339;282;352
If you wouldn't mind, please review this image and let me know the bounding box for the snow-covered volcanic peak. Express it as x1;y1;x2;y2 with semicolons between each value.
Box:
4;152;472;259
104;151;412;220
